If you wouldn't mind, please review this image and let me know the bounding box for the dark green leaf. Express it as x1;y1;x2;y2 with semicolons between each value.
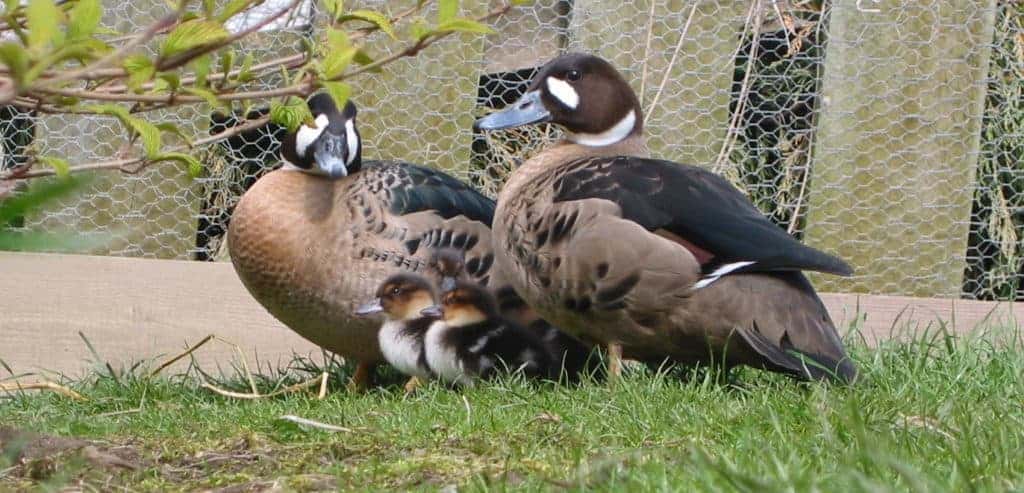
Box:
337;10;395;39
192;54;212;87
151;152;203;178
26;0;61;53
159;72;181;91
353;49;374;66
184;87;224;108
161;20;229;57
67;0;101;40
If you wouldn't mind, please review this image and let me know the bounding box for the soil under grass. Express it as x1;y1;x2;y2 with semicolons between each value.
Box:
2;329;1023;492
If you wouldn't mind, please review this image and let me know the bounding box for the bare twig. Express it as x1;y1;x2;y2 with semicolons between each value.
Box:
713;0;764;172
199;373;323;399
638;0;658;108
317;371;329;400
0;380;87;401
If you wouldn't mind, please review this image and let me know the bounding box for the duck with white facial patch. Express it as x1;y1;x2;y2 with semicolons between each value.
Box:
230;93;516;391
475;53;857;383
422;280;555;386
356;273;439;392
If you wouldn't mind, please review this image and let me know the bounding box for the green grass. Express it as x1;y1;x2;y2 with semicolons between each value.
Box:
2;328;1024;492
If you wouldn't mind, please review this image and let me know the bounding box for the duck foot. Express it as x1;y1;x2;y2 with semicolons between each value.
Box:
403;376;424;395
346;362;377;392
607;343;623;384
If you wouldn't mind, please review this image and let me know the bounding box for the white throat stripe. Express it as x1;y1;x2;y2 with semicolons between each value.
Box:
345;119;359;166
546;77;579;109
295;113;330;157
568;110;637;147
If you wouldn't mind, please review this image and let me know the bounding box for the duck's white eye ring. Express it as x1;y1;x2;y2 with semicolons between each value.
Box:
566;70;582;81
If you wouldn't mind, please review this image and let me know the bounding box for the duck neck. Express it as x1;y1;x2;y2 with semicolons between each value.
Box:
566;108;643;148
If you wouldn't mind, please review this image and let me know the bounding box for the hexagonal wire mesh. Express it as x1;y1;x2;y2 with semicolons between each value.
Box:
1;0;1022;301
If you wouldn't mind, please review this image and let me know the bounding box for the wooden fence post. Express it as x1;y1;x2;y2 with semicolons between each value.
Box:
804;0;998;297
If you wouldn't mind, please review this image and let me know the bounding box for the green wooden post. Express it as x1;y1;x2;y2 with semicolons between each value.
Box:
570;0;747;165
804;0;998;297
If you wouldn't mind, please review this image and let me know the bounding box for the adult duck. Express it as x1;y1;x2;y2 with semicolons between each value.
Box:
229;94;496;388
474;53;857;382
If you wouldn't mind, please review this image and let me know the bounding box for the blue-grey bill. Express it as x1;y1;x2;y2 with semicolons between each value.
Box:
474;91;551;131
313;134;349;178
440;277;456;293
354;298;383;316
420;305;443;318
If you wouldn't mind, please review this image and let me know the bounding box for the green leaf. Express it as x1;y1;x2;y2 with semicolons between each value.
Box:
67;0;101;40
217;0;252;22
0;43;29;85
510;0;533;4
437;0;457;24
152;152;203;178
161;20;229;57
235;53;254;82
270;96;312;133
123;55;155;92
433;18;494;36
26;0;61;53
353;49;374;66
158;72;181;91
191;54;212;87
129;117;162;158
0;176;83;226
322;81;350;111
38;156;70;178
323;30;356;79
155;122;192;145
337;10;395;39
321;0;343;19
3;0;19;14
218;50;235;81
410;18;431;41
184;87;223;108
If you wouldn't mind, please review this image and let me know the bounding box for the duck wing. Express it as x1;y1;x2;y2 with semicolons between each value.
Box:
551;156;852;282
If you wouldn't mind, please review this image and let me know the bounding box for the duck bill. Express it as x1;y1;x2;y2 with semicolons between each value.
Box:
354;298;383;316
420;305;444;318
439;277;456;293
313;144;349;179
474;91;551;131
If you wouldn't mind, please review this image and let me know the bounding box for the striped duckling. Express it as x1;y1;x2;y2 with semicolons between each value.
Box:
422;280;555;386
474;53;857;382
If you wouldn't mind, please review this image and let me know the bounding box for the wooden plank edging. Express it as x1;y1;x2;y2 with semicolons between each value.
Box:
0;252;1019;377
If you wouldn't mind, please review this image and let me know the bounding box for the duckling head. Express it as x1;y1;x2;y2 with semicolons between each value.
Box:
474;53;642;147
281;92;362;178
355;273;436;322
429;248;466;292
421;281;499;327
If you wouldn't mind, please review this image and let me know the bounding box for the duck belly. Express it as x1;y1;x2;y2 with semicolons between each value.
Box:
229;170;387;362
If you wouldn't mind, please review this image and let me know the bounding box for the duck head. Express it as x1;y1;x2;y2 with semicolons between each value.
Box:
429;248;466;293
474;53;643;147
420;281;498;327
356;273;436;321
281;92;362;178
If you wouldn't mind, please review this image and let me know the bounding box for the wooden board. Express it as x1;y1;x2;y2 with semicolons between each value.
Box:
804;0;998;297
0;253;1020;378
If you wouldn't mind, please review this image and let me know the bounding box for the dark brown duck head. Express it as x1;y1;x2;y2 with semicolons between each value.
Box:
475;53;643;147
281;92;363;178
420;281;499;327
356;273;436;322
429;248;467;292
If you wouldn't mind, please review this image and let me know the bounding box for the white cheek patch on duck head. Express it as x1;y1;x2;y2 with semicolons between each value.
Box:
545;76;579;110
345;119;359;166
295;113;330;158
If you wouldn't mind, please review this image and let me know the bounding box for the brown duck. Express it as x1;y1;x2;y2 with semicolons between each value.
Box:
475;53;857;382
229;94;498;388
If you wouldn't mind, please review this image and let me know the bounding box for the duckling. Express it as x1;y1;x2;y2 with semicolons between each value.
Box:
229;93;501;390
355;273;437;389
429;247;598;382
474;53;857;383
422;280;554;386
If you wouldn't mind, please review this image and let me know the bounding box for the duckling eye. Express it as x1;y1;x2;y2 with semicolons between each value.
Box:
566;70;582;81
391;287;401;295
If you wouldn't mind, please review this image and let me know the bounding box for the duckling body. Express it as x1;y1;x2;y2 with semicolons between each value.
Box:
356;273;437;379
423;281;554;385
477;53;856;381
229;95;497;367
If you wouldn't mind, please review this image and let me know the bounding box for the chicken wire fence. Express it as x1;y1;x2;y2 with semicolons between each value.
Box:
1;0;1022;302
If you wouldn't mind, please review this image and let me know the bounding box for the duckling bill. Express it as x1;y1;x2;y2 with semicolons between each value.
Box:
423;281;555;386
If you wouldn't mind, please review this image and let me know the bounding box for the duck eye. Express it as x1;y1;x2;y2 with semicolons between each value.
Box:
566;70;582;81
391;287;401;295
